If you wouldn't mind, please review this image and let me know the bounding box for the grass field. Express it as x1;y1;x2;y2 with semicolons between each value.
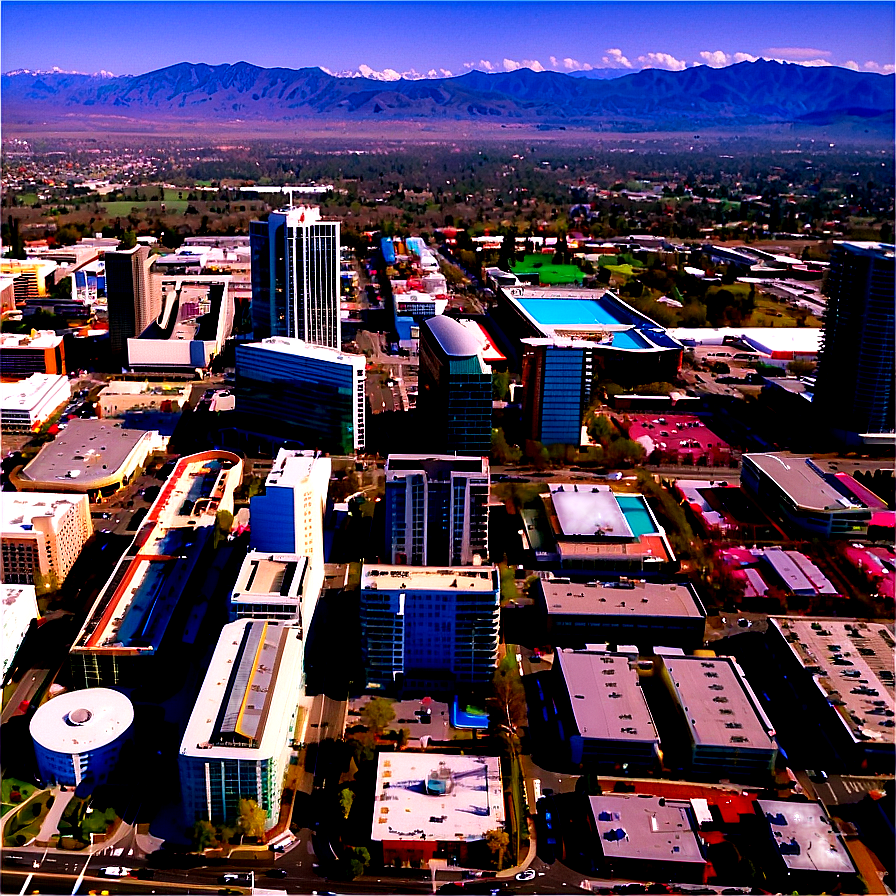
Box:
99;199;191;215
747;295;822;327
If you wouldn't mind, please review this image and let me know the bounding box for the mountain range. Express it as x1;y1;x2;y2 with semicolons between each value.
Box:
2;60;893;131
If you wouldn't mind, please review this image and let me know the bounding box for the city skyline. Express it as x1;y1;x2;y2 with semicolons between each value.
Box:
2;1;893;79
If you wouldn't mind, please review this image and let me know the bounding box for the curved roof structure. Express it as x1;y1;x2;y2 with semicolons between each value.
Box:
422;315;484;358
30;688;134;754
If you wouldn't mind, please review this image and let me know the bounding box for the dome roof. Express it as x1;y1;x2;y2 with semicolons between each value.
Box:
423;316;484;358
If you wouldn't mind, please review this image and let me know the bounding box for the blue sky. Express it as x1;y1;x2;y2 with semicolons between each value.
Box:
2;2;893;78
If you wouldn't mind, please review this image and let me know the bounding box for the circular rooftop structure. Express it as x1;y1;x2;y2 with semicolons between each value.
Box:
423;315;484;357
30;688;134;755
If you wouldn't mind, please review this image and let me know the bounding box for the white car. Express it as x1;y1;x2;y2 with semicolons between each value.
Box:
100;867;132;877
515;869;536;881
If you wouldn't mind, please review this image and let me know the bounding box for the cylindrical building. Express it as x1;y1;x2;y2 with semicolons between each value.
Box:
29;688;134;787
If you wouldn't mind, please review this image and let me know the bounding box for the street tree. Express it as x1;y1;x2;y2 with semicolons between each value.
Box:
485;829;510;869
191;819;217;851
236;799;267;842
361;697;395;733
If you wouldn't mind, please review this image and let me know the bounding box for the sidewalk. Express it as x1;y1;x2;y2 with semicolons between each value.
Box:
35;788;73;843
496;816;537;879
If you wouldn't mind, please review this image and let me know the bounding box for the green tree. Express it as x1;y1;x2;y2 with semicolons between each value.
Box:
492;370;510;401
236;798;266;842
342;846;370;879
118;230;137;250
484;828;510;869
491;652;527;735
491;428;521;465
361;697;395;733
190;819;217;851
787;359;816;377
499;563;520;604
338;788;354;820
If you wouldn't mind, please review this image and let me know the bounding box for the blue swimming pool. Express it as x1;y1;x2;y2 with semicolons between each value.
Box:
518;297;629;326
616;495;659;536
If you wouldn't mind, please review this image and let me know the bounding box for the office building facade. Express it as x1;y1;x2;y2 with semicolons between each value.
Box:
418;316;492;456
813;241;895;444
104;246;162;354
385;454;490;566
2;584;38;682
236;338;365;454
250;207;341;349
360;565;500;692
521;338;594;446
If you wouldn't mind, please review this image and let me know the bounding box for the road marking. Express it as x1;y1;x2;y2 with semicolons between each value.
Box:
18;873;33;895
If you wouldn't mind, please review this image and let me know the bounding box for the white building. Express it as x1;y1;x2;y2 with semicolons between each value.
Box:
0;373;70;432
229;551;319;636
250;449;331;580
1;492;92;586
30;688;134;787
1;584;38;681
179;620;304;829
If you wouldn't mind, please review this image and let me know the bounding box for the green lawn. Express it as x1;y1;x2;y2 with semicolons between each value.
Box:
3;790;53;847
99;199;191;216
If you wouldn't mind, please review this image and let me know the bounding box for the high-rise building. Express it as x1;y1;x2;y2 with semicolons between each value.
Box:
418;316;492;456
385;454;489;566
236;337;365;454
521;336;594;446
250;207;340;349
360;565;500;692
814;241;895;445
249;448;331;601
104;246;162;354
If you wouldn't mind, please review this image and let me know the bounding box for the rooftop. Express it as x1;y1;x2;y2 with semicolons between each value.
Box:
1;492;87;533
422;315;486;358
770;618;895;747
20;420;152;487
756;799;855;874
233;552;308;601
834;240;895;260
241;336;365;367
0;330;64;350
180;620;303;759
386;454;488;476
541;580;705;619
360;565;498;593
264;449;330;490
0;374;68;411
588;794;706;865
30;688;134;754
744;454;873;513
661;656;775;751
371;752;504;843
557;649;660;744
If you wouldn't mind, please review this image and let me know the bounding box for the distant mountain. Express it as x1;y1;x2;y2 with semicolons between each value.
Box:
2;59;892;130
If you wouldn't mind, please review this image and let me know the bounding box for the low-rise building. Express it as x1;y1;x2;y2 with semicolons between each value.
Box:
755;799;856;888
585;794;707;883
766;618;894;770
96;381;191;417
0;373;70;432
1;492;92;587
536;579;706;649
658;655;777;778
16;419;166;501
553;648;660;769
229;551;317;636
371;752;505;868
0;330;66;378
1;584;38;681
741;453;886;538
69;451;242;688
179;620;304;829
526;483;675;573
360;565;500;693
30;688;134;787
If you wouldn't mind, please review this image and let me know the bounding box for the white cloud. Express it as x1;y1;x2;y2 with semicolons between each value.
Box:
548;56;593;72
602;48;633;69
637;52;687;71
863;60;896;74
699;50;760;67
464;59;495;72
501;58;545;72
764;47;832;60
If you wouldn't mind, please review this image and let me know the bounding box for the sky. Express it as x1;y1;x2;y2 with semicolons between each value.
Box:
2;1;894;79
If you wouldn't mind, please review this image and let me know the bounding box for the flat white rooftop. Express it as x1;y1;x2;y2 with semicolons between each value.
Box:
550;485;634;540
589;794;706;864
0;373;68;409
744;454;868;513
757;799;855;874
265;449;330;490
0;330;64;350
244;336;364;368
233;552;308;600
662;656;775;751
361;565;498;593
557;649;659;744
770;618;895;747
371;752;504;843
542;580;704;619
2;492;85;532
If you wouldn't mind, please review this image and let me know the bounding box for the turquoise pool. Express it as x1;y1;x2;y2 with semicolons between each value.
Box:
611;329;651;350
616;495;659;536
518;297;629;326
